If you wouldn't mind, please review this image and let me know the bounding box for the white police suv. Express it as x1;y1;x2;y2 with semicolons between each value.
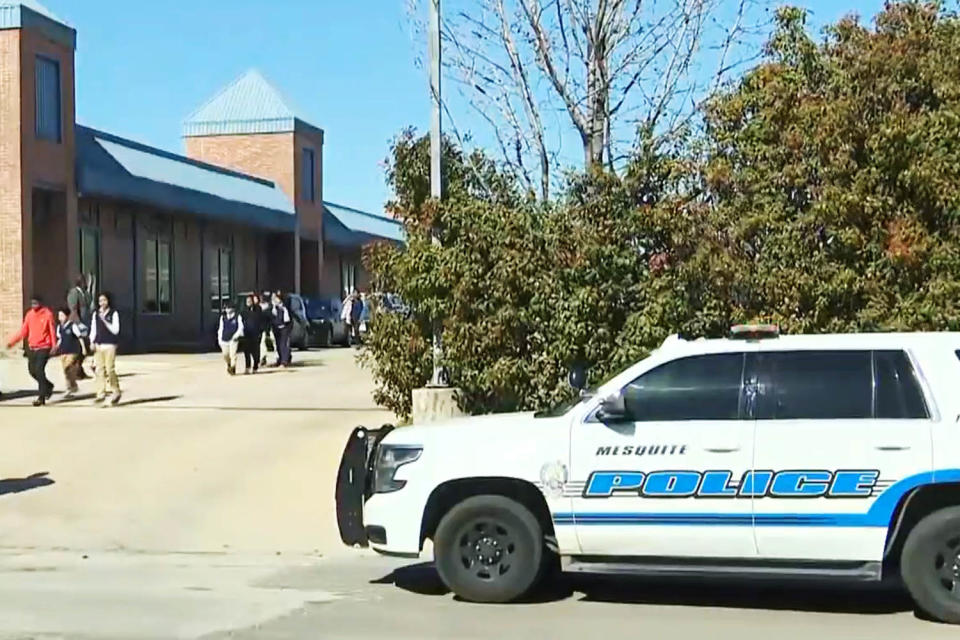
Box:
335;326;960;623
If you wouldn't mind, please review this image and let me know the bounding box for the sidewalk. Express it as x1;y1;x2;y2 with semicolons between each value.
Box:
0;347;394;556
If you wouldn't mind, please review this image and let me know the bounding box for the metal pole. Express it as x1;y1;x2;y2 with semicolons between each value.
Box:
429;0;445;387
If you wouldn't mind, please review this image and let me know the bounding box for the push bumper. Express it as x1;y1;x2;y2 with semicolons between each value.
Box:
334;424;394;547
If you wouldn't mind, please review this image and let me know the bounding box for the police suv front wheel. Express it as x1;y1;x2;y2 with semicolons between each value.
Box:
434;495;543;603
902;506;960;624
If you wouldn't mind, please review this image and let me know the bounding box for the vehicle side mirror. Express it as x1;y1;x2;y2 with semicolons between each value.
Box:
597;392;629;423
568;363;588;392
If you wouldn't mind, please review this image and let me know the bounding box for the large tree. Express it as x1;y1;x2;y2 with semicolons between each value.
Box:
704;2;960;332
409;0;769;199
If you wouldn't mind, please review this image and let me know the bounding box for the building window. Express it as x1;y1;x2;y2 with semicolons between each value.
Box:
143;235;172;314
340;257;357;296
78;226;101;294
211;246;233;312
35;56;61;142
302;148;316;202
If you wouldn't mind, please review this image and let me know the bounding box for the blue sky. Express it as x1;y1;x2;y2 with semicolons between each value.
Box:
44;0;889;214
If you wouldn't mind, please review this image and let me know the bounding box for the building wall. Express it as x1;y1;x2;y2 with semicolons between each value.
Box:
0;23;78;341
20;25;77;313
81;197;273;351
0;29;24;342
184;125;326;297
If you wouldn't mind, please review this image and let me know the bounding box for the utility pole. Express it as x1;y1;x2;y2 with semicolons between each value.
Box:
429;0;445;387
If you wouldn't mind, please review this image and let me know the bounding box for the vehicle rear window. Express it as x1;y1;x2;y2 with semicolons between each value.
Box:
874;351;929;419
758;350;872;420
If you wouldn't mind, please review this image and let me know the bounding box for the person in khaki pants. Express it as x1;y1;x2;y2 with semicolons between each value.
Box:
90;292;121;405
55;308;86;397
217;302;245;375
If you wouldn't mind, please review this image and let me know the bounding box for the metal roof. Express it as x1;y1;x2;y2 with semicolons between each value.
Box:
0;1;75;49
76;126;296;232
323;202;404;248
183;69;320;137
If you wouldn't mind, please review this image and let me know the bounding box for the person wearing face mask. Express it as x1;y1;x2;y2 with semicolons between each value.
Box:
217;302;245;376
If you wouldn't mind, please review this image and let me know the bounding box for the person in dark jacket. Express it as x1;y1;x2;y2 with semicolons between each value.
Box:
349;291;364;346
271;292;293;367
55;307;85;397
240;294;265;374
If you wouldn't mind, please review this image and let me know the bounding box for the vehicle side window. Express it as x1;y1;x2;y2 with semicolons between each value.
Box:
758;350;872;420
623;353;745;421
874;350;929;419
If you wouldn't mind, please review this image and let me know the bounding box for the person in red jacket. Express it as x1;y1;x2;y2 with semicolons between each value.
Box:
6;295;57;406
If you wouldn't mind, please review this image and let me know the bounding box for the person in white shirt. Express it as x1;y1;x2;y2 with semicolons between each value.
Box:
217;302;245;376
90;292;121;405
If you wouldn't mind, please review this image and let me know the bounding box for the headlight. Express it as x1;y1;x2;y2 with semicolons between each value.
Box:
372;445;423;494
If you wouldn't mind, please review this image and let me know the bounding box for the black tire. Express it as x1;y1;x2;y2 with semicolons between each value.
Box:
434;495;543;603
901;506;960;624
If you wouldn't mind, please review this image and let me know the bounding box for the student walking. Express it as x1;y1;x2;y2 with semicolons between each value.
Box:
90;292;121;405
66;274;93;379
218;302;245;375
6;295;57;406
350;291;364;346
240;295;264;374
271;292;292;368
56;308;86;397
258;293;273;367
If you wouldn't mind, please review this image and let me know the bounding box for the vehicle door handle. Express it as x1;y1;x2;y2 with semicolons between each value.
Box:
875;445;910;452
705;447;740;453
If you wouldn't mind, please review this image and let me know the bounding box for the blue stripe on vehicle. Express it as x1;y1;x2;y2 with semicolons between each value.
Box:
553;469;960;528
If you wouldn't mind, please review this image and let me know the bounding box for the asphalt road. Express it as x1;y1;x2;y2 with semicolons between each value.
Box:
0;349;957;639
209;553;958;640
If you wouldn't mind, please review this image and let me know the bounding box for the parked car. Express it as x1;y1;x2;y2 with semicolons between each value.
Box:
303;296;349;347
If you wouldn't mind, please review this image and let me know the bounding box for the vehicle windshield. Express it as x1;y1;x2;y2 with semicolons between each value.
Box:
533;362;639;418
534;391;595;418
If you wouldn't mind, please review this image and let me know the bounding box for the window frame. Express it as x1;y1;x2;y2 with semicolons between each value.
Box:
35;55;62;143
142;234;173;315
302;147;316;203
873;350;931;420
210;246;233;313
752;348;936;422
590;352;749;423
78;225;101;294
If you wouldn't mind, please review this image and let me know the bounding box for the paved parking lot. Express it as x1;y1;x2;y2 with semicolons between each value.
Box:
0;348;956;639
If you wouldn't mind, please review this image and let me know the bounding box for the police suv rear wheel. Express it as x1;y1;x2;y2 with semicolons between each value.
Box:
434;495;543;603
902;506;960;624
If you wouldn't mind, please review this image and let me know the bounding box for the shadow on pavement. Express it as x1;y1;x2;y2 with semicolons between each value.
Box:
0;390;40;402
375;562;915;614
114;395;182;407
0;472;54;496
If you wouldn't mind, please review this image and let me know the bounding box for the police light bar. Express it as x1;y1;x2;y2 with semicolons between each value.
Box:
730;324;780;340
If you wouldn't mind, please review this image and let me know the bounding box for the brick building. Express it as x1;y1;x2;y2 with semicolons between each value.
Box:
0;2;401;350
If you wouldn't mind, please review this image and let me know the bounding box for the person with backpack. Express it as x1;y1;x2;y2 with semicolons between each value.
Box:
90;292;121;405
6;295;57;406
